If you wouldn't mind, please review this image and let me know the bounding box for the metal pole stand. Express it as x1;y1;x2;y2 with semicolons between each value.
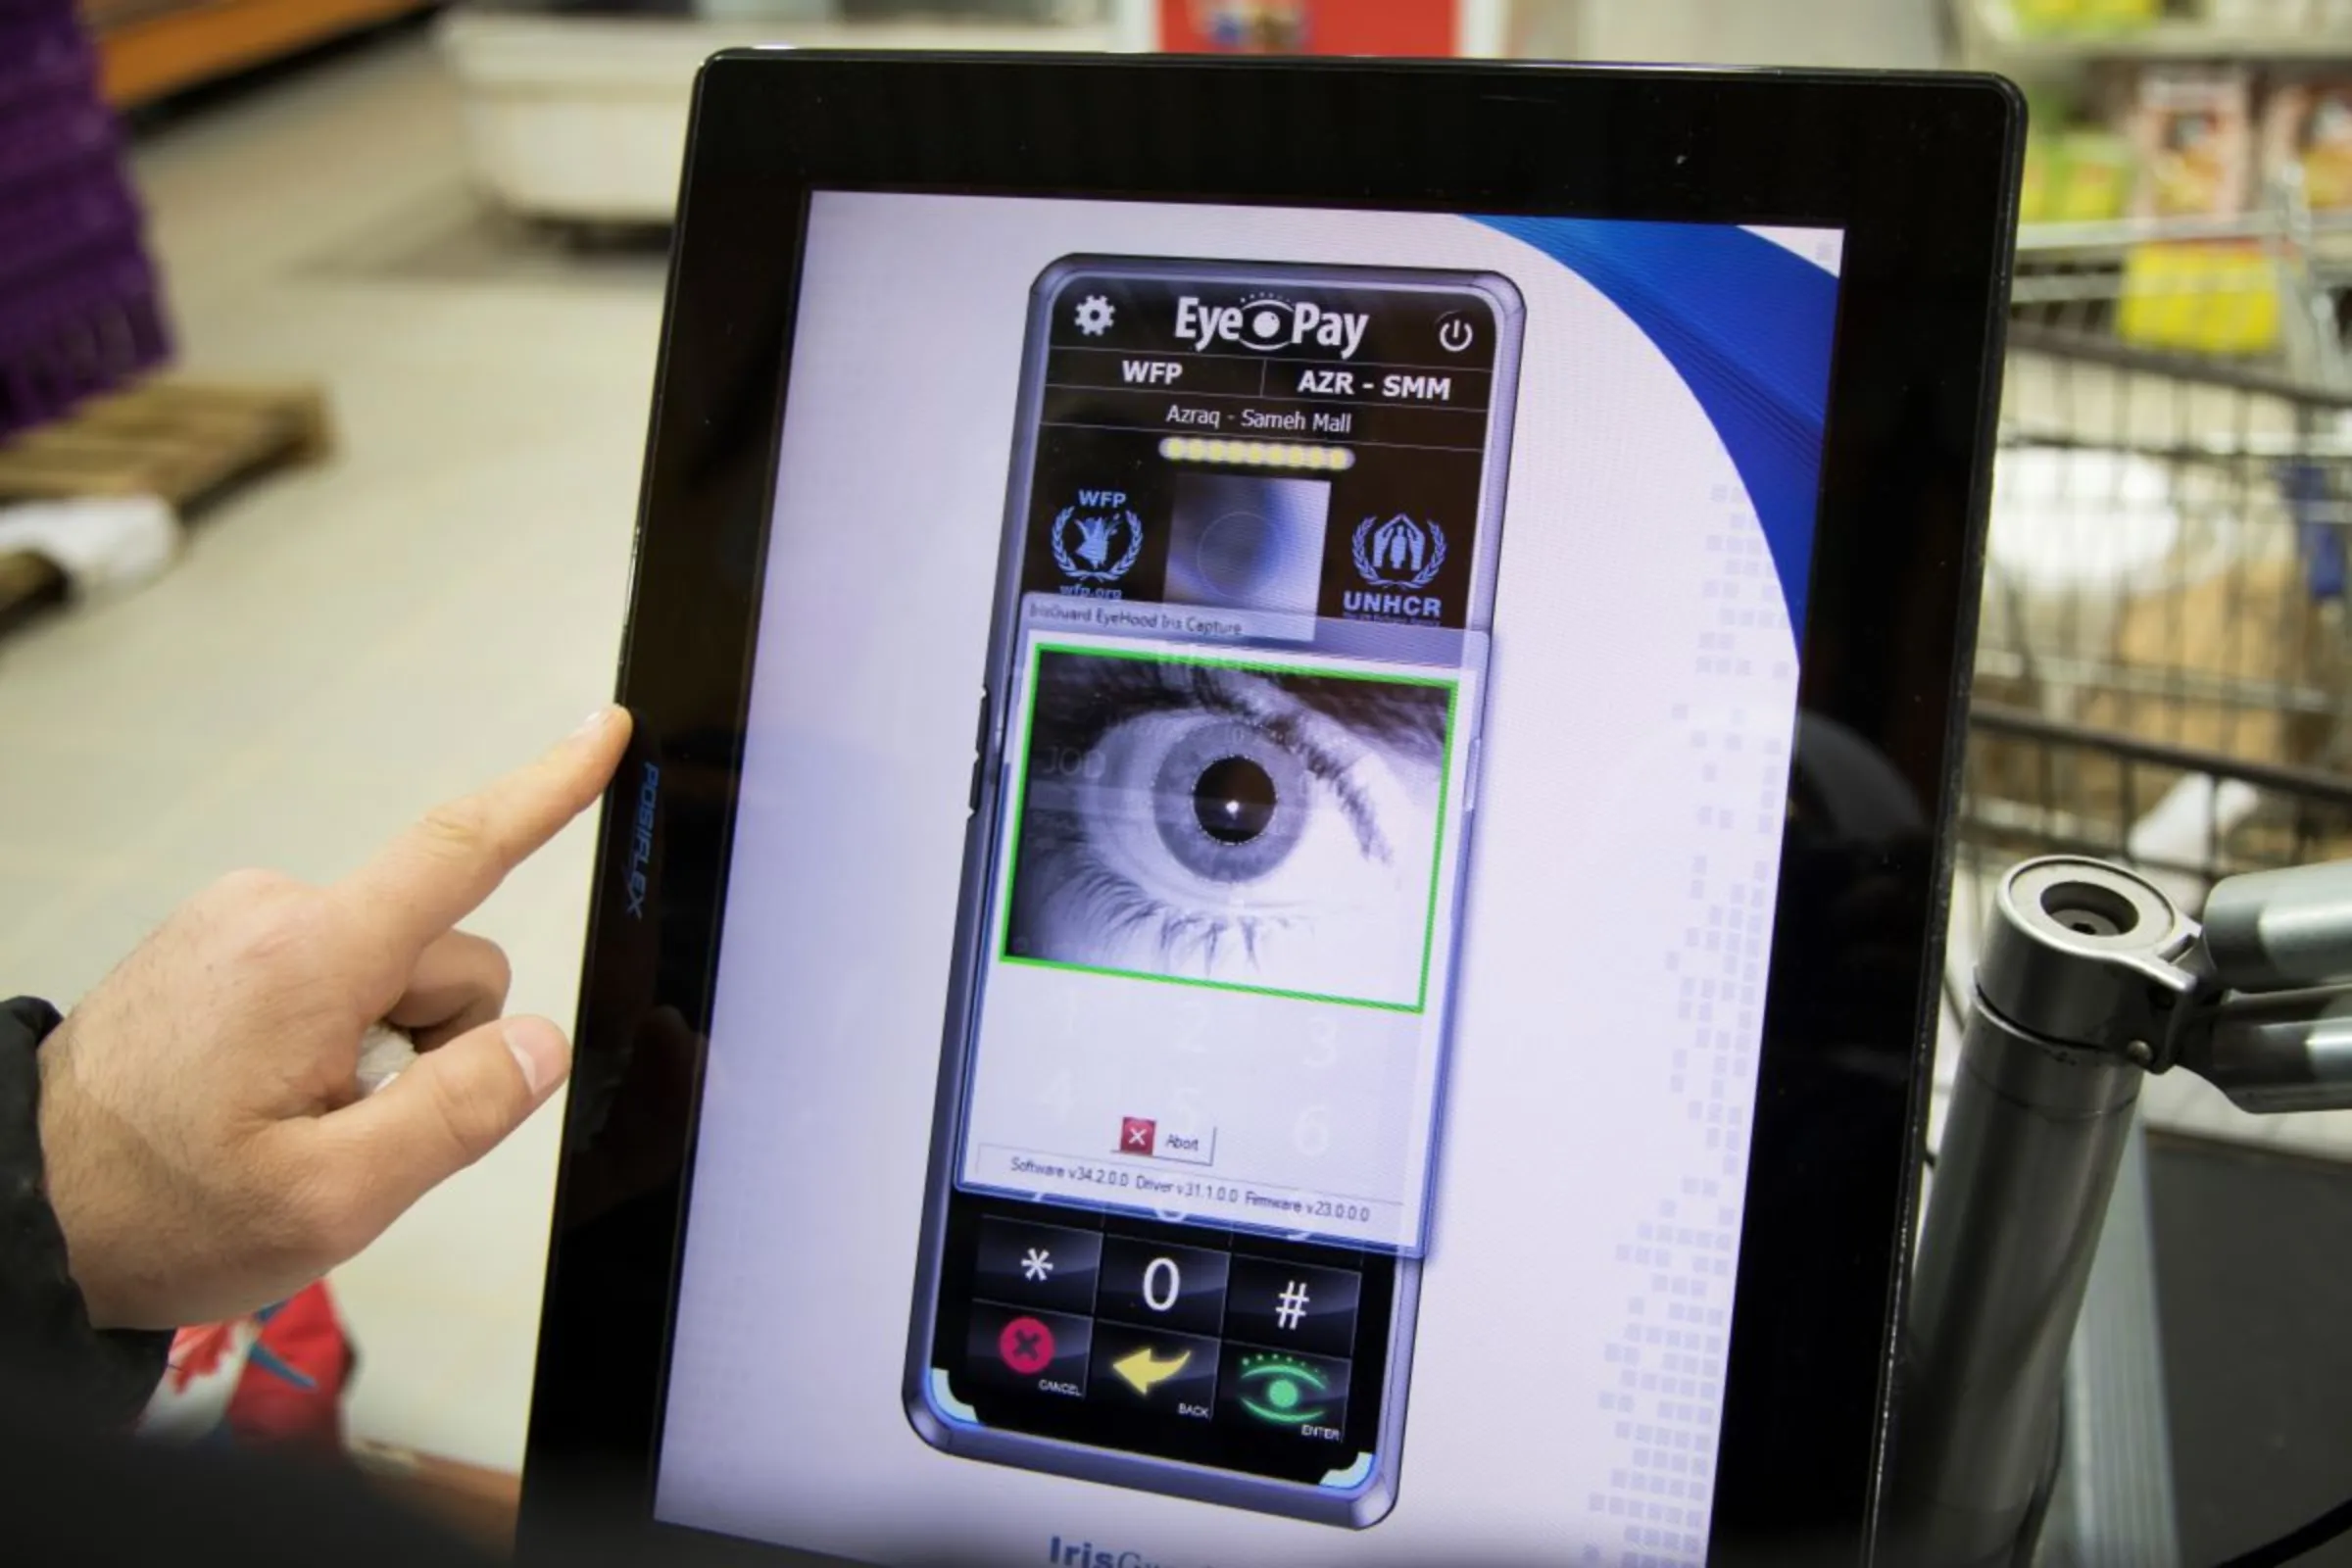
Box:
1887;855;2352;1566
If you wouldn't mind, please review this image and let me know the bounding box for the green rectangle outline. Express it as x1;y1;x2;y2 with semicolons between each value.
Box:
992;637;1463;1013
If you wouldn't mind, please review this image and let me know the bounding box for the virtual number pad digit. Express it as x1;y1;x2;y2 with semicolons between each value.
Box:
1097;1237;1229;1337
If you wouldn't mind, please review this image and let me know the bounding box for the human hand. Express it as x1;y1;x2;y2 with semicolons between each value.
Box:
34;706;634;1330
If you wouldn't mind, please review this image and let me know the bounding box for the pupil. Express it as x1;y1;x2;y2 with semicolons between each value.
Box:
1193;756;1277;845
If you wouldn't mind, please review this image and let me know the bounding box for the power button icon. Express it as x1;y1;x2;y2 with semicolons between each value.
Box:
1436;314;1475;354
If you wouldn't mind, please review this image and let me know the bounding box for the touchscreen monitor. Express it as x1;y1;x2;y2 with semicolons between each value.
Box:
649;192;1850;1561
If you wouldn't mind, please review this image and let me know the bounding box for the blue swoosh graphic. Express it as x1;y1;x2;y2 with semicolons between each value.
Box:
1475;217;1838;635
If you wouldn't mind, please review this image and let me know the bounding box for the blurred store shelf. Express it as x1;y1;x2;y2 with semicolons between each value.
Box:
1953;0;2352;70
2020;211;2352;259
82;0;437;108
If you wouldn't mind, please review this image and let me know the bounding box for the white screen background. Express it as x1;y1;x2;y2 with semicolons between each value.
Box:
654;193;1824;1568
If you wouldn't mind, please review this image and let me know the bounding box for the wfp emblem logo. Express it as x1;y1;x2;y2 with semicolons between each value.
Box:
1052;494;1144;585
1351;514;1446;591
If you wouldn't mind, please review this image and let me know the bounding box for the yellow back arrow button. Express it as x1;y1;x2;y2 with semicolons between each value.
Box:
1111;1346;1193;1396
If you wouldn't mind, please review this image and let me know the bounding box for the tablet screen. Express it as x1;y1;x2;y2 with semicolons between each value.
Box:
652;192;1842;1564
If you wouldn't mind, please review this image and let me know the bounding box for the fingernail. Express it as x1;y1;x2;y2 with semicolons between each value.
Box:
504;1018;570;1097
572;705;612;739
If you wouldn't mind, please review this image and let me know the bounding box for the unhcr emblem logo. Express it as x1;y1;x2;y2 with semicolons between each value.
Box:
1346;514;1446;619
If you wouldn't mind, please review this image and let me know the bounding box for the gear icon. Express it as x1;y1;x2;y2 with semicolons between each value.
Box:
1073;295;1114;336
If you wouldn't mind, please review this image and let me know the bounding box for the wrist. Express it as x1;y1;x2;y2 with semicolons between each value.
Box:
0;998;169;1416
30;1032;104;1325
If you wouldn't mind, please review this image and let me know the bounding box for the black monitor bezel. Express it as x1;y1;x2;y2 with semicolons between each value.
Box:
519;51;2019;1568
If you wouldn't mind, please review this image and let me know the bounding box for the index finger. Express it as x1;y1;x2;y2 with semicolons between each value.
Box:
335;705;633;963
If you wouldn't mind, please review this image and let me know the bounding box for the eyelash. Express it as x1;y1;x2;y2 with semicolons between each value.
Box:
1044;844;1278;970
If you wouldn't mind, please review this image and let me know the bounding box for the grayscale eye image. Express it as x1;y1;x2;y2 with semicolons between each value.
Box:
1163;472;1331;616
1004;648;1453;1007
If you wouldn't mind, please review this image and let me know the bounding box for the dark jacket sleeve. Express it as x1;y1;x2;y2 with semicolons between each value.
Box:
0;996;172;1424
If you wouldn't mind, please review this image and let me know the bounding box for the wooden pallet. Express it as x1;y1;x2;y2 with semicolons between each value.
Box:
0;378;333;637
0;553;68;641
0;379;332;508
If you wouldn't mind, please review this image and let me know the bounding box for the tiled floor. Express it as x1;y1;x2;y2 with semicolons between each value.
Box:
2;33;660;1469
10;24;2351;1479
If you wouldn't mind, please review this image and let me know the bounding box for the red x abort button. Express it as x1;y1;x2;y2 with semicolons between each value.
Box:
999;1314;1055;1375
965;1301;1091;1398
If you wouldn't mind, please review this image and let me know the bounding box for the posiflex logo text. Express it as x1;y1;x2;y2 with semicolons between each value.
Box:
624;760;659;918
1175;293;1368;359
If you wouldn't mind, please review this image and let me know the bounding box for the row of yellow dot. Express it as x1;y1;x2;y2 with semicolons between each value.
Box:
1156;436;1356;470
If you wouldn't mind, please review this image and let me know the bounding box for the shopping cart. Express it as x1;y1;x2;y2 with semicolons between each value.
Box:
1909;222;2352;1565
1962;239;2352;924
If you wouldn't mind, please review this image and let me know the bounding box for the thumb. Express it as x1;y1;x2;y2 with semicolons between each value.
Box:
322;1015;571;1234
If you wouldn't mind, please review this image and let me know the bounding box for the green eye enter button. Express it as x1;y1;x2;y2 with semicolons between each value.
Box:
1246;1361;1322;1420
1221;1346;1350;1439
